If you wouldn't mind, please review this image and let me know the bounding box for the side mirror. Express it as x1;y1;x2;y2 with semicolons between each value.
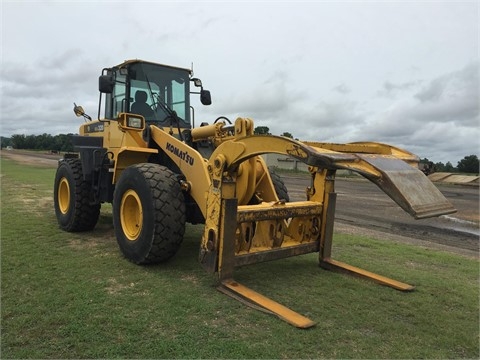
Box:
200;89;212;105
99;75;114;93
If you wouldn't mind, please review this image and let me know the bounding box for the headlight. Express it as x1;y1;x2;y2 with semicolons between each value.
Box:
127;116;143;128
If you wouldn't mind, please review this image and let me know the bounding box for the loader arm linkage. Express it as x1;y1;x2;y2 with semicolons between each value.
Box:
197;119;456;328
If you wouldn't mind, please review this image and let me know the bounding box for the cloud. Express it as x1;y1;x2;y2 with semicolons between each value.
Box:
0;50;101;136
402;62;479;127
411;62;479;126
211;70;304;119
332;83;351;94
204;73;364;143
200;61;479;164
273;99;367;143
358;62;480;162
415;62;478;102
377;80;422;98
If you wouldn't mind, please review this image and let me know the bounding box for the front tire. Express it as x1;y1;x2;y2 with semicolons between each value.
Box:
113;163;186;264
54;158;100;231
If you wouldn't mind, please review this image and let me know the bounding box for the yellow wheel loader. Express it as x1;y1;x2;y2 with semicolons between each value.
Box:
54;59;456;328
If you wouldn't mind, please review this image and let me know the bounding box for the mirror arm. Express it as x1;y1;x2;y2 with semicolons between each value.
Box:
97;92;102;121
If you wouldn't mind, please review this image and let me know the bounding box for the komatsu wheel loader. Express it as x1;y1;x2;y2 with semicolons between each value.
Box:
54;59;456;328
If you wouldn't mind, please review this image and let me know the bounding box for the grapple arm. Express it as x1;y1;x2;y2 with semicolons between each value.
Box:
210;134;455;219
301;143;456;219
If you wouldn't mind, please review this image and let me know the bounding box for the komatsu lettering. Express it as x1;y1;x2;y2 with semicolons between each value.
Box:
166;142;194;166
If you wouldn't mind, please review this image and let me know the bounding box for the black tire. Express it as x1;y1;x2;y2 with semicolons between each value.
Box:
112;163;186;264
269;167;290;202
54;158;100;231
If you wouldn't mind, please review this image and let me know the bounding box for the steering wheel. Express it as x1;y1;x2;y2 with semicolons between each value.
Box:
214;116;232;124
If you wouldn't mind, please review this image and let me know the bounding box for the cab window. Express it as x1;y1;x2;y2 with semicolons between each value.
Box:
128;63;191;127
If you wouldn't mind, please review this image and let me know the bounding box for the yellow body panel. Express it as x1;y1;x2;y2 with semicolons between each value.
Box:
79;114;158;182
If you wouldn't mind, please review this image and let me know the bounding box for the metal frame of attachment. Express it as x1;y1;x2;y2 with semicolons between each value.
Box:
214;185;414;329
196;122;453;328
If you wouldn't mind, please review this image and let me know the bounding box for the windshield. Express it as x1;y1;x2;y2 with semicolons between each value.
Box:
128;62;191;127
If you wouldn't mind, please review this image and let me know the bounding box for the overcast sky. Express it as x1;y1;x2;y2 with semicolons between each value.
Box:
1;0;478;164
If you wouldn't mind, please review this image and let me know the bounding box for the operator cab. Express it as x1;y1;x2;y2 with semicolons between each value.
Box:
98;59;211;129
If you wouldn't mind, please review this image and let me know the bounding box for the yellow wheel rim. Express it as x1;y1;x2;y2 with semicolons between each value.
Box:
120;189;143;241
58;177;70;214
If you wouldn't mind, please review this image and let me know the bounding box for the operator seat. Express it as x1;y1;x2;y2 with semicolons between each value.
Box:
131;90;154;119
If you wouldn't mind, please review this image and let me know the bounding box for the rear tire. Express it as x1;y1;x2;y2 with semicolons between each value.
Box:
269;167;290;202
54;158;100;231
113;163;186;264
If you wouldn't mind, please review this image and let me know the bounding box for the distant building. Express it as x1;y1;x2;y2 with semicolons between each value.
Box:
262;154;309;172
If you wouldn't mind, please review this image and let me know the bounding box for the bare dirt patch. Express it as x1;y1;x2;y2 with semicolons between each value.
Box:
1;149;62;167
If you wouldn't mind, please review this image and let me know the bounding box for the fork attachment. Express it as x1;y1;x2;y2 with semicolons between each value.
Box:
212;197;323;328
198;124;456;328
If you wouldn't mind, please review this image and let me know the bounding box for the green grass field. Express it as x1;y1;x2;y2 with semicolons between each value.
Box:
1;156;478;359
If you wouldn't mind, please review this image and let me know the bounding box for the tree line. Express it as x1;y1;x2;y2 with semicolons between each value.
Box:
1;134;74;153
1;130;479;174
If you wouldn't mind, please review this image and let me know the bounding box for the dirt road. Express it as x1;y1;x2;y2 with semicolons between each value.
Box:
2;149;478;257
0;149;61;167
283;173;479;257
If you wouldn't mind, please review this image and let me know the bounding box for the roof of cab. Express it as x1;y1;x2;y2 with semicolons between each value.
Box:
112;59;192;74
